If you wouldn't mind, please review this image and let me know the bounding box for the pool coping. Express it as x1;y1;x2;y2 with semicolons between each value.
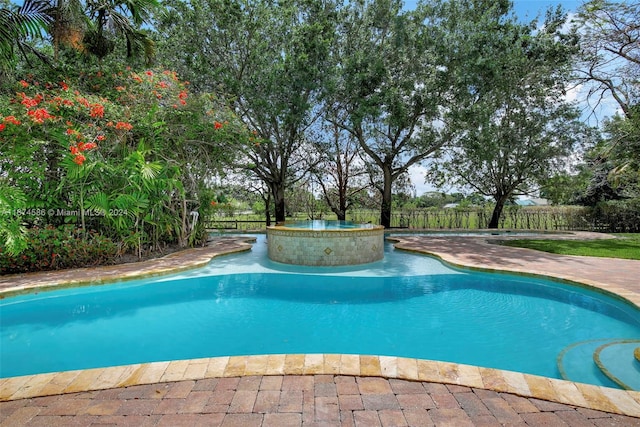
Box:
1;232;639;417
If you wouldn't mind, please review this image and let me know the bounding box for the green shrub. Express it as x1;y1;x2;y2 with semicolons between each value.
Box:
0;225;118;274
588;199;640;233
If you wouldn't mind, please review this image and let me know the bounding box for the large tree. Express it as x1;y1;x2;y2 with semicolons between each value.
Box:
429;6;589;228
573;0;639;192
573;0;639;118
155;0;336;224
325;0;450;228
311;115;370;220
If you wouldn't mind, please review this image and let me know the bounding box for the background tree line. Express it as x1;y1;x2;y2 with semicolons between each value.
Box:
1;0;638;271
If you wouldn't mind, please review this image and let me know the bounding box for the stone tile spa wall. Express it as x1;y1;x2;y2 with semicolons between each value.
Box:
266;226;385;266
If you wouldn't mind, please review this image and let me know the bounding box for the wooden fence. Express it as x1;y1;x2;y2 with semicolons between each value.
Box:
204;206;618;232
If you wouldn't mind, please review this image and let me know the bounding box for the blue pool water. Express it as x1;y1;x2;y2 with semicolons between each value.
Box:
1;235;639;388
282;220;375;230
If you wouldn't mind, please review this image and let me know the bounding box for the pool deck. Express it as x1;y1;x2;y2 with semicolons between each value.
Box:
1;232;640;426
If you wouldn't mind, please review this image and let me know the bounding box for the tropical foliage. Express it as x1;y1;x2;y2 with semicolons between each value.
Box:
1;66;246;271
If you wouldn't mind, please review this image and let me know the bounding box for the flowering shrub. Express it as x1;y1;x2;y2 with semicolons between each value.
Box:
1;66;250;263
1;77;128;168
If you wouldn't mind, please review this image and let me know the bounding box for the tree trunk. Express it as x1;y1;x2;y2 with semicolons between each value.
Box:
273;184;286;224
488;194;508;229
264;192;272;226
380;167;393;228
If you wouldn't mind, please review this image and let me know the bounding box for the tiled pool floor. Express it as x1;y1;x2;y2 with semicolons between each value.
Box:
1;232;639;426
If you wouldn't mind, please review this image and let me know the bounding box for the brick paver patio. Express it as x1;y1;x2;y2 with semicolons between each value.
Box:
2;375;639;426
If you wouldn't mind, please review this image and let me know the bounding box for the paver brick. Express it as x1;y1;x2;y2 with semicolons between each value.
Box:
253;390;280;413
282;375;314;391
262;412;302;427
430;393;460;409
357;378;393;395
389;379;426;395
353;410;382;427
361;394;400;411
378;409;408;426
220;413;263;427
427;408;475;427
483;397;525;425
193;378;219;391
530;397;577;412
157;412;223;427
335;377;360;395
555;408;598;426
81;400;122;415
216;377;241;390
279;390;304;412
228;389;257;413
40;398;90;416
117;384;162;400
0;406;42;426
153;397;186;414
500;392;541;413
453;392;491;416
259;376;283;391
315;382;338;397
315;396;339;422
164;380;195;398
396;393;436;410
339;394;364;411
521;411;570;426
402;408;433;427
238;376;262;391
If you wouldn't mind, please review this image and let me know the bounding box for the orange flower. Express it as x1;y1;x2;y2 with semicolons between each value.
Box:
4;116;21;125
27;108;53;123
21;96;39;108
73;154;86;165
214;121;223;130
90;104;104;118
115;121;133;131
0;123;5;132
19;80;29;88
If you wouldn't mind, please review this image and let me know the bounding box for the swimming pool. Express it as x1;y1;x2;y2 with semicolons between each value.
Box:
1;235;639;389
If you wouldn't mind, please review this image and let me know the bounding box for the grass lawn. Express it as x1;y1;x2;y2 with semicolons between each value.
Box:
501;233;640;260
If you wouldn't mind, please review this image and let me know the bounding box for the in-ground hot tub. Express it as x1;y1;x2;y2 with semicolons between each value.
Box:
266;220;385;266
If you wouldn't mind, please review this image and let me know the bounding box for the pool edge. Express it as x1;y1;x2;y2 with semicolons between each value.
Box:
1;354;639;417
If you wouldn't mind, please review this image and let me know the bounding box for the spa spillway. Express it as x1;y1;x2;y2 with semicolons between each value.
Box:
266;220;385;266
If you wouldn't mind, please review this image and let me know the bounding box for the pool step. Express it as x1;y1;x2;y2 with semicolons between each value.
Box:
557;339;620;388
594;340;640;390
557;339;640;390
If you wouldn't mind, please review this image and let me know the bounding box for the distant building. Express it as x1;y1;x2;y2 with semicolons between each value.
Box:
516;198;549;206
